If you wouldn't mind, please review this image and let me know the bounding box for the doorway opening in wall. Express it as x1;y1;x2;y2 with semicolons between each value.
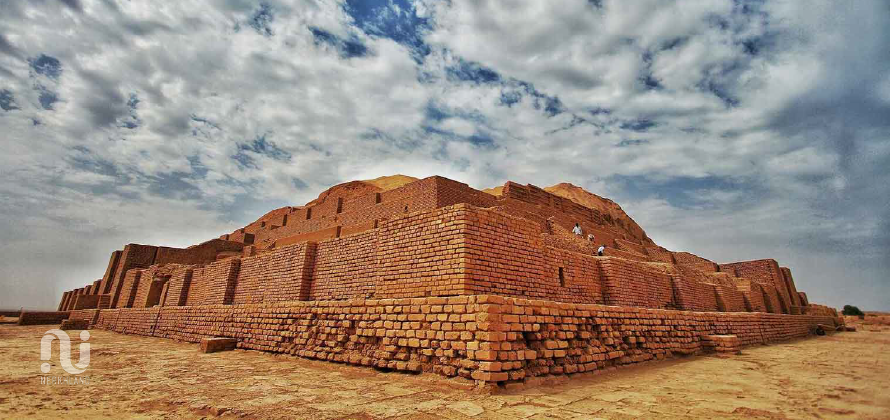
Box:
559;267;565;287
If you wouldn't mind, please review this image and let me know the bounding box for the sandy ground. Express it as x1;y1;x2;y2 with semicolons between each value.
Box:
1;325;888;419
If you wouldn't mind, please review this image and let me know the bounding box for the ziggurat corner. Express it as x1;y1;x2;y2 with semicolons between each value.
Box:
51;175;843;387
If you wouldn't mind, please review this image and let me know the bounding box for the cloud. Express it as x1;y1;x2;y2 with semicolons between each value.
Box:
0;0;888;311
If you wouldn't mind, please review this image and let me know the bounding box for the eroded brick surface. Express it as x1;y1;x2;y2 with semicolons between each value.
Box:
55;175;842;386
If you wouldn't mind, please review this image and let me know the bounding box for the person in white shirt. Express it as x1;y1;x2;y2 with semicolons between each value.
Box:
572;223;582;236
597;245;605;256
587;233;595;242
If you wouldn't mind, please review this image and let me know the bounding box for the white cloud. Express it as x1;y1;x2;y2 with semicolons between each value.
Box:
0;0;888;311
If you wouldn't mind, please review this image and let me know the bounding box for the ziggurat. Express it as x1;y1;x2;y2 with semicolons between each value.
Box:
54;175;842;388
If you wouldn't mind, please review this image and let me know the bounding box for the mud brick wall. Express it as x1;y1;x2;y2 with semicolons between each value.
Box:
614;239;647;256
89;280;101;295
798;292;809;306
264;243;316;302
678;262;719;273
90;295;837;386
805;304;838;317
98;250;123;294
67;290;82;311
97;294;111;309
17;311;71;325
233;243;314;304
339;220;378;237
118;270;143;309
109;244;158;308
760;284;785;314
62;289;78;311
273;226;339;248
780;267;802;306
714;284;747;312
132;266;160;308
668;275;716;311
462;207;549;299
201;258;241;305
185;268;207;306
311;230;378;300
499;182;649;244
58;292;71;311
435;176;498;209
718;264;737;276
228;229;255;245
541;247;604;304
603;248;650;262
644;246;676;264
163;267;194;307
541;221;600;253
486;204;549;234
598;257;674;309
154;239;244;266
735;280;767;312
96;297;490;377
672;252;715;267
72;294;101;310
469;296;839;384
98;307;161;336
68;309;101;326
721;259;791;313
582;226;621;248
374;205;468;298
253;177;442;249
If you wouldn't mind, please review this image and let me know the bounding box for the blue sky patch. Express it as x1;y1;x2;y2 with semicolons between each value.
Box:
37;86;58;110
446;59;500;84
0;89;18;111
310;27;369;59
609;174;750;209
616;139;650;147
235;135;292;166
344;0;430;60
620;119;656;132
248;3;274;37
29;54;62;80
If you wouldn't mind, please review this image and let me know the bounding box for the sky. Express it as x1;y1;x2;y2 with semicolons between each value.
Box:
0;0;887;311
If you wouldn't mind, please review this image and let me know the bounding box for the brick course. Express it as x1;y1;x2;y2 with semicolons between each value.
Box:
55;175;833;387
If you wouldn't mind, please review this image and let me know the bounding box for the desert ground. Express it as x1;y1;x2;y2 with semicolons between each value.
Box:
1;323;888;419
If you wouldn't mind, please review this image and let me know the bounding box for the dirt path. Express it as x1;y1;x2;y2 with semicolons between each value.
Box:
1;325;888;419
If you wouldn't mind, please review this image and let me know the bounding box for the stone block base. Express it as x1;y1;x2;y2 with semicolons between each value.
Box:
88;296;840;388
701;334;741;354
59;319;90;330
201;337;237;353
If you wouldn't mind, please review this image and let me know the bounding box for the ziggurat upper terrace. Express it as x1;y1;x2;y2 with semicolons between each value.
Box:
55;175;841;387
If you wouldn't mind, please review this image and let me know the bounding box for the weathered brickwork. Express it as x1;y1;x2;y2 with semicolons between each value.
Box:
117;270;142;309
670;276;719;312
98;250;122;294
72;294;106;310
463;207;547;298
55;175;837;386
599;257;674;309
163;267;194;307
68;309;101;327
780;267;802;307
374;205;468;298
311;231;377;300
234;243;314;304
721;259;792;313
108;244;158;308
18;311;71;325
201;258;241;305
86;296;838;386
